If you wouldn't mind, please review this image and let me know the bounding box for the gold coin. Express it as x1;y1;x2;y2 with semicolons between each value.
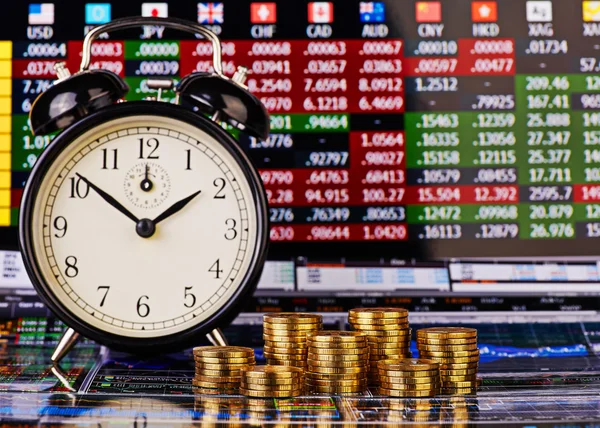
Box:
307;359;367;368
307;331;367;343
263;327;311;336
419;349;480;358
263;322;322;331
441;387;477;394
263;346;306;355
439;362;479;370
418;343;478;352
196;363;254;370
307;353;367;361
417;327;477;339
349;317;408;325
369;347;410;355
378;369;439;377
307;366;365;374
417;337;477;345
379;375;440;384
305;372;366;381
369;339;410;347
263;352;306;361
196;375;242;383
239;376;298;385
379;382;440;390
440;369;478;376
377;359;439;371
306;378;367;387
433;356;480;364
378;388;438;397
348;308;408;318
309;347;369;355
266;360;306;367
263;313;323;324
352;323;410;331
307;385;366;393
240;383;301;391
193;346;254;357
196;369;248;377
442;374;478;382
193;380;240;389
308;341;368;349
359;329;411;337
242;365;304;378
441;380;478;388
194;356;256;364
239;388;302;398
263;340;308;348
263;334;308;343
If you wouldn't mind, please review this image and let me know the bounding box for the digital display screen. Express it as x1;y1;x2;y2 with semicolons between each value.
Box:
2;0;600;259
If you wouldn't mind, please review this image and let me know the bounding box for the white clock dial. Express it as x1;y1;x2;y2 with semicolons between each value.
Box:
29;114;260;338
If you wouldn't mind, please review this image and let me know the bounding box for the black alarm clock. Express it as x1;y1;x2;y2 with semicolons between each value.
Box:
18;17;269;359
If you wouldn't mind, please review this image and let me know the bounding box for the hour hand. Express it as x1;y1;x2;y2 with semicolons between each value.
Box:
153;190;202;225
75;173;139;223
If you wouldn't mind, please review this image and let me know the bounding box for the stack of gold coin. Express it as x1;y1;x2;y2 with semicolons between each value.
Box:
240;365;304;398
348;308;411;385
193;346;255;394
387;397;440;424
305;331;369;395
416;327;479;395
377;358;441;397
194;395;246;426
263;313;323;370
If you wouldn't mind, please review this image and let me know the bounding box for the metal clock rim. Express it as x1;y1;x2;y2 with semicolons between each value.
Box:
18;101;269;354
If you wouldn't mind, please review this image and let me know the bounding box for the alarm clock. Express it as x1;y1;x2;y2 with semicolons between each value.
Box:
19;17;269;357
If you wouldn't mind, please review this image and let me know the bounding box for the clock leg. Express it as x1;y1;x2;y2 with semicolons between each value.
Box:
51;327;80;364
205;328;228;346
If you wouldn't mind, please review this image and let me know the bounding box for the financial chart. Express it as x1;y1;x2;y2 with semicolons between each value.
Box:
2;0;600;257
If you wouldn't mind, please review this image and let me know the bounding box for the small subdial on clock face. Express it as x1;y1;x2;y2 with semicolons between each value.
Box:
124;162;171;209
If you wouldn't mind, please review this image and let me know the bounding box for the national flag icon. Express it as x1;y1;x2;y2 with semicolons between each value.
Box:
251;2;276;24
472;1;497;22
308;2;333;23
359;2;385;22
583;1;600;22
415;1;442;22
526;1;552;22
141;2;168;18
198;3;224;24
28;3;54;25
85;3;111;25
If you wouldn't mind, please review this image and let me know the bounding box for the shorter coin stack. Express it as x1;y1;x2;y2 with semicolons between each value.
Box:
348;308;411;385
240;365;304;398
263;313;323;370
416;327;479;395
377;358;441;398
193;346;255;394
306;331;369;395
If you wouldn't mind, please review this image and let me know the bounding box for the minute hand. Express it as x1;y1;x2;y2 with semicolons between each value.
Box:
153;190;202;225
76;173;139;223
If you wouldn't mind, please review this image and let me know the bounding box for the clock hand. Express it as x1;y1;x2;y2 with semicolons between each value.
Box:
75;173;140;223
153;190;202;225
140;163;153;192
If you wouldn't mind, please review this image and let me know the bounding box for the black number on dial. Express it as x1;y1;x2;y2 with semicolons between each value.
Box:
213;178;226;199
185;149;192;170
68;177;90;199
137;295;150;317
209;259;223;279
101;148;119;170
97;286;110;307
225;218;238;240
139;138;160;159
64;256;79;278
184;286;196;308
53;216;67;238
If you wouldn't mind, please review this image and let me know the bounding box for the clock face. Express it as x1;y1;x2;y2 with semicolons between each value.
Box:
25;112;263;339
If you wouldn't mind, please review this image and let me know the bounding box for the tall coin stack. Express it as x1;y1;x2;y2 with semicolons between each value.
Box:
306;331;369;395
263;313;323;370
240;365;304;398
377;358;441;397
348;307;411;385
193;346;255;394
416;327;479;395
